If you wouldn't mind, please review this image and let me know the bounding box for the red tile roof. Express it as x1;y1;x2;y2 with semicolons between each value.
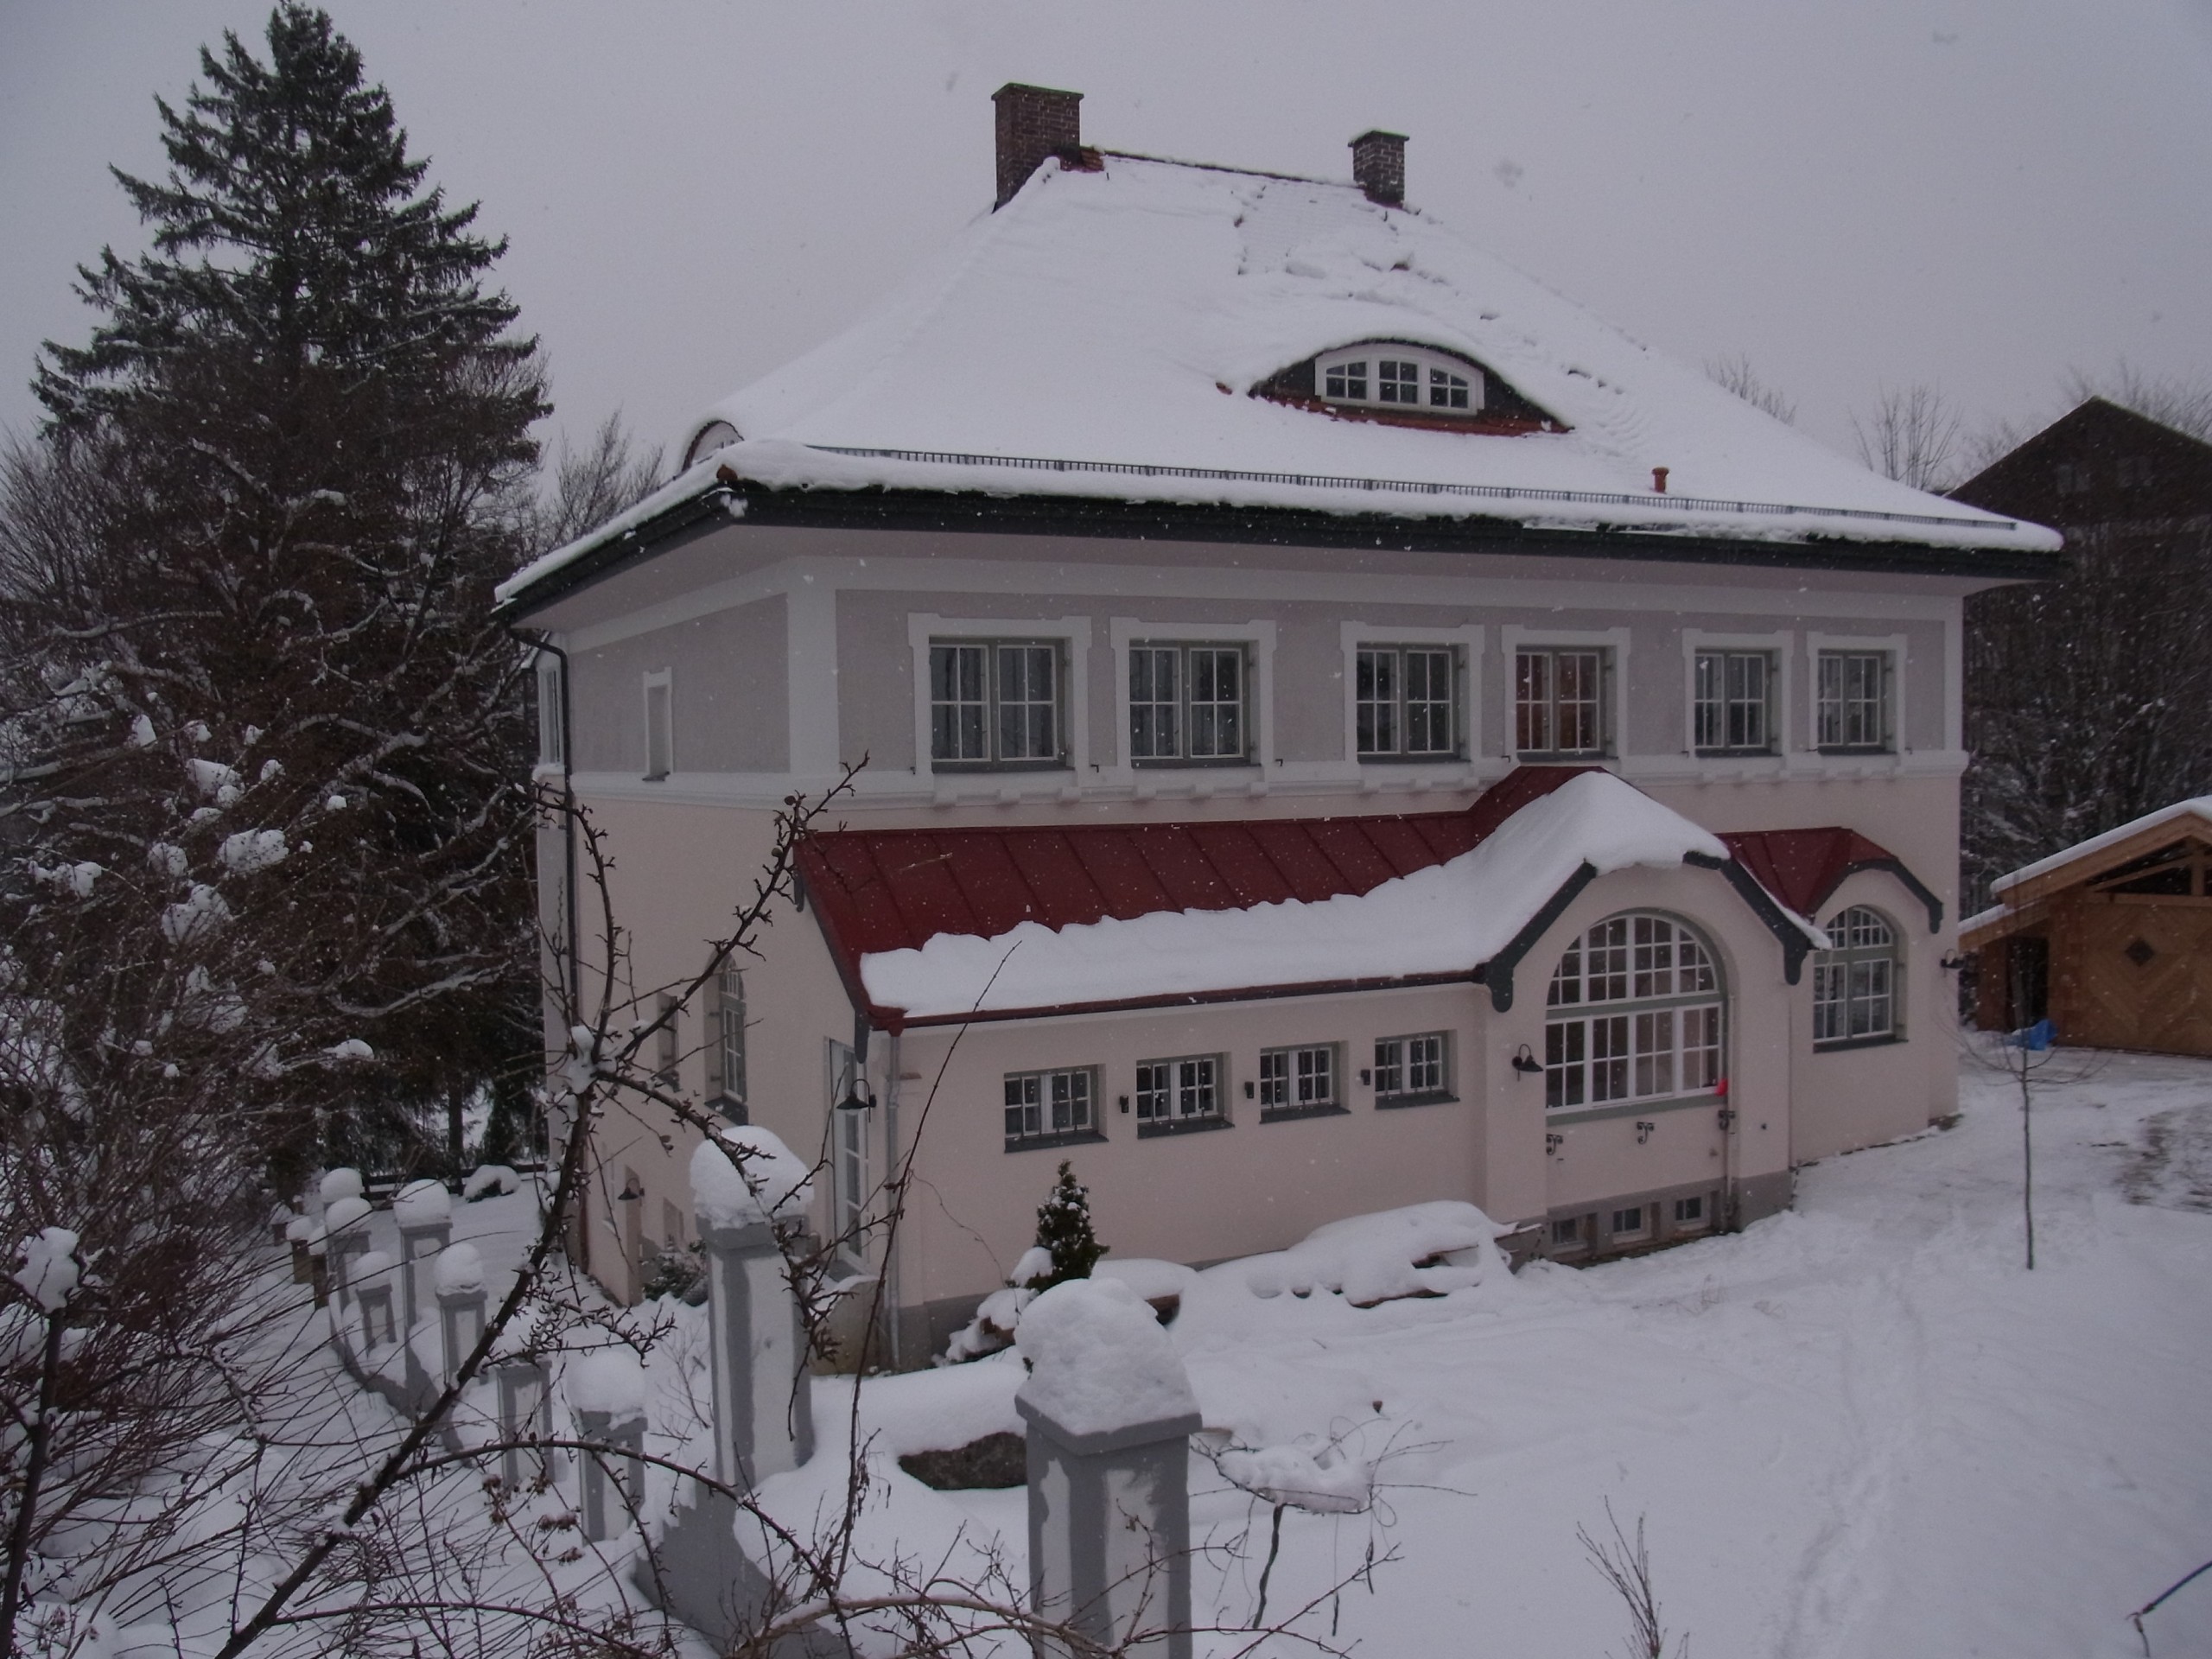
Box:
1719;827;1941;931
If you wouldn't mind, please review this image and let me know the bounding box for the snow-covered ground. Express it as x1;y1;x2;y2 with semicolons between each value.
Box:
822;1046;2212;1657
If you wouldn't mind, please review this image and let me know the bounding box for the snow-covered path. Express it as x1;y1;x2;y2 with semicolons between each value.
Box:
1128;1049;2212;1657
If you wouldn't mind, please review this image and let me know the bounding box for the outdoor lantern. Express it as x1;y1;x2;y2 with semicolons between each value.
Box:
835;1011;875;1112
1510;1043;1544;1076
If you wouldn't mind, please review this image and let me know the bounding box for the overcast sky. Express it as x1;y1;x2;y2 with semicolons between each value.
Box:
5;0;2210;474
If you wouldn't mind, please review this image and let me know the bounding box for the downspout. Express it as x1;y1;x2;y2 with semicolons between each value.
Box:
884;1031;903;1372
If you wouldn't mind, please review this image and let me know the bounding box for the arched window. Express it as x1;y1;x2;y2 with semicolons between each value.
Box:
1316;343;1484;415
1812;906;1899;1046
1544;913;1725;1112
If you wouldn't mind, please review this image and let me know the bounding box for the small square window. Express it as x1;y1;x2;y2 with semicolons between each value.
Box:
1374;1033;1450;1104
1260;1044;1339;1116
1610;1205;1647;1237
1357;645;1458;759
1324;360;1369;401
1673;1195;1706;1225
1004;1067;1098;1146
1815;651;1891;753
1516;648;1608;756
931;640;1066;769
1378;359;1421;404
1130;642;1249;765
1693;650;1774;754
1550;1217;1584;1247
1135;1055;1224;1131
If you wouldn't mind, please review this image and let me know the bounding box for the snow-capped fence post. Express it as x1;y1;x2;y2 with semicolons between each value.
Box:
1016;1279;1203;1659
569;1350;646;1544
353;1250;398;1354
285;1214;315;1284
432;1243;487;1389
393;1179;454;1331
494;1359;553;1491
690;1131;817;1490
321;1193;373;1313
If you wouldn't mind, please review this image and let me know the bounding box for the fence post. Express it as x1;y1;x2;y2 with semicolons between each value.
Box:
353;1249;398;1355
322;1194;373;1313
433;1243;487;1389
570;1348;646;1543
394;1179;454;1331
1017;1280;1201;1659
495;1360;552;1492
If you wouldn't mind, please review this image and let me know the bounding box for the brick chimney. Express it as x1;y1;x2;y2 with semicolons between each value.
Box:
993;83;1083;209
1350;130;1408;207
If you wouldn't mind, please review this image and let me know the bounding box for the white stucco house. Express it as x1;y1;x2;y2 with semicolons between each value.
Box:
495;85;2059;1363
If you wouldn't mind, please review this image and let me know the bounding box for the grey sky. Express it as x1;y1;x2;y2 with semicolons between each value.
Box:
4;0;2210;473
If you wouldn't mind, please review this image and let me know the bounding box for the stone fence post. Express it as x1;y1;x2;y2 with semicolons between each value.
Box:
1016;1280;1202;1659
433;1243;487;1389
322;1194;373;1313
569;1348;646;1544
496;1360;552;1492
394;1179;454;1331
352;1249;398;1355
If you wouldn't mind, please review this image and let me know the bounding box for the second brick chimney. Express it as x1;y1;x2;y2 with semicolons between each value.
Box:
1350;130;1408;207
993;82;1083;209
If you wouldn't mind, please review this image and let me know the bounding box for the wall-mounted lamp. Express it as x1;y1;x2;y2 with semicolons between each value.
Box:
1635;1120;1656;1145
1243;1079;1255;1100
1545;1132;1564;1155
835;1010;876;1112
1118;1096;1130;1114
1940;953;1967;971
1510;1044;1543;1077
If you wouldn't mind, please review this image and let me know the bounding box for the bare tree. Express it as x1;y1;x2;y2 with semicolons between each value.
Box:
1705;354;1797;426
1852;383;1964;492
529;413;666;552
1579;1503;1686;1659
2067;362;2212;443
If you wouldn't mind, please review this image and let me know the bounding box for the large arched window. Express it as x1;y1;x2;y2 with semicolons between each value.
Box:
1545;913;1725;1112
1812;906;1899;1046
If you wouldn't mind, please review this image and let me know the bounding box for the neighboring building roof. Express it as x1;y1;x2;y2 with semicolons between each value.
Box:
499;152;2057;612
1950;397;2212;530
1720;827;1943;933
1961;794;2212;948
798;767;1861;1028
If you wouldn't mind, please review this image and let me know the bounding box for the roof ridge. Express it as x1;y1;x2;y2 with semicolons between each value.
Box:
1092;148;1347;189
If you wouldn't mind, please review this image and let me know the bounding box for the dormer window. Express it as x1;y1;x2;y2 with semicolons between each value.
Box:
1318;345;1484;415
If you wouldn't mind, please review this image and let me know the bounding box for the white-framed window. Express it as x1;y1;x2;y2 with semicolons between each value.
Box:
1258;1044;1340;1116
1545;913;1725;1113
929;639;1064;768
653;994;678;1087
1135;1055;1224;1132
1357;645;1459;759
1317;343;1485;415
1004;1066;1098;1146
1815;650;1893;753
1672;1194;1707;1228
828;1038;868;1268
1609;1205;1649;1241
705;966;747;1117
1813;905;1900;1046
1693;650;1775;754
1374;1032;1451;1104
643;669;672;780
535;654;565;767
1516;647;1609;756
1129;642;1249;764
1549;1217;1586;1249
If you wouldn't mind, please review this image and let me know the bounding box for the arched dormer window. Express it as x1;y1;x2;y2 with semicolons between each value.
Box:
1812;906;1900;1046
1544;913;1725;1113
1317;343;1483;414
683;420;741;468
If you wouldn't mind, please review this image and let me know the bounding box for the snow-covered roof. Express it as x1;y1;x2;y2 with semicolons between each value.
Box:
1988;796;2212;896
499;151;2056;607
799;767;1837;1027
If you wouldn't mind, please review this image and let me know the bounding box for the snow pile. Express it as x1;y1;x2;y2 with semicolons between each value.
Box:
217;828;288;874
689;1127;812;1230
1010;1246;1055;1289
1214;1437;1373;1515
862;770;1730;1018
320;1167;365;1206
392;1179;451;1228
323;1194;372;1235
1229;1202;1509;1308
940;1285;1034;1364
432;1242;485;1296
567;1346;645;1423
463;1164;519;1201
1096;1257;1200;1305
14;1228;81;1313
1016;1277;1199;1437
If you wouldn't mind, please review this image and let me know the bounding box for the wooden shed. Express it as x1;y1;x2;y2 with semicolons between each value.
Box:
1961;797;2212;1054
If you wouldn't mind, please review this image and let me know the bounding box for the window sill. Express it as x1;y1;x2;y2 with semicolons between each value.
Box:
1135;1115;1232;1140
1132;756;1259;771
1544;1094;1721;1128
1376;1090;1458;1111
930;760;1072;775
1258;1103;1351;1124
1813;1033;1904;1054
1356;753;1467;766
1003;1128;1107;1154
1692;748;1778;760
1515;751;1611;764
1814;746;1895;759
715;1093;748;1126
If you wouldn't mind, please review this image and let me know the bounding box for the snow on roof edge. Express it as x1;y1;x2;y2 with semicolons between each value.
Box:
494;454;734;608
1988;796;2212;895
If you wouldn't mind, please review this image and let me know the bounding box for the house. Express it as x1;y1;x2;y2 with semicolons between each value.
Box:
1961;795;2212;1054
494;85;2061;1362
1948;398;2212;909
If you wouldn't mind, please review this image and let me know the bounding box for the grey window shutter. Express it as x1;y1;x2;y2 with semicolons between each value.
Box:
702;969;723;1095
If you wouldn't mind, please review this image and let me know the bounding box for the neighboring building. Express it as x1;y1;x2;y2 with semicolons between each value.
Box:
1961;795;2212;1055
1950;398;2212;911
496;85;2060;1360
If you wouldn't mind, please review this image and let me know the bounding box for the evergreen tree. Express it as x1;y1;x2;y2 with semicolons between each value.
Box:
1030;1161;1108;1289
3;4;547;1173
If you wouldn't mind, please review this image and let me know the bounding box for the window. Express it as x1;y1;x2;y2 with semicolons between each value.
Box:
2117;454;2154;489
535;655;564;767
1516;648;1607;756
1318;344;1486;416
1813;906;1899;1046
1357;646;1458;758
1004;1067;1098;1146
653;995;678;1087
829;1039;868;1266
1259;1044;1340;1116
1815;652;1891;753
1550;1217;1585;1248
707;966;747;1117
1673;1194;1706;1226
1693;651;1774;754
1374;1032;1451;1104
930;641;1064;767
2054;461;2089;495
1129;643;1249;764
1545;914;1725;1113
644;671;672;780
1135;1055;1224;1133
1610;1205;1648;1239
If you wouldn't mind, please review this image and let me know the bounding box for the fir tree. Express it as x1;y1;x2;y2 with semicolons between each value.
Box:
1030;1161;1109;1289
3;4;547;1172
